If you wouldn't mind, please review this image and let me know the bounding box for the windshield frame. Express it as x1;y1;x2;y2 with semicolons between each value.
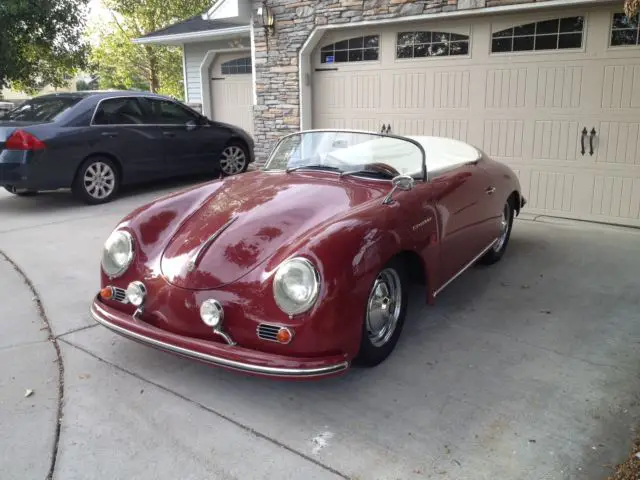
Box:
263;129;428;181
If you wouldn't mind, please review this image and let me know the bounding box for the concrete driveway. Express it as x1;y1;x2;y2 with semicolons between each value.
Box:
1;179;639;480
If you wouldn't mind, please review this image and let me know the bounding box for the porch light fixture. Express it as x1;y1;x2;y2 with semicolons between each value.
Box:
259;4;275;34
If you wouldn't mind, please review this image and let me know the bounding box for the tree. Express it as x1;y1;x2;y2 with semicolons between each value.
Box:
89;0;210;100
0;0;90;94
625;0;640;18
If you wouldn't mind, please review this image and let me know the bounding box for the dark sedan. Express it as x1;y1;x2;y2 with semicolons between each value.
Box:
0;91;255;204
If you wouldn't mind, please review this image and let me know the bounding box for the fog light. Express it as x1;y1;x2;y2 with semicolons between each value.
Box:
125;281;146;307
276;327;293;344
200;299;224;328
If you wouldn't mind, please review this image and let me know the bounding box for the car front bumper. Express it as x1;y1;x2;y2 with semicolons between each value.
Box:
90;297;350;379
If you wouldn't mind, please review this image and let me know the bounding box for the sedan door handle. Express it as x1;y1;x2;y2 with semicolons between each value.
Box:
485;186;496;195
162;131;176;137
101;131;118;138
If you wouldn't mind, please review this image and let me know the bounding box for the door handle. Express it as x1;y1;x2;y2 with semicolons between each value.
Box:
485;186;496;195
580;127;587;156
589;127;596;156
162;131;176;137
101;131;118;138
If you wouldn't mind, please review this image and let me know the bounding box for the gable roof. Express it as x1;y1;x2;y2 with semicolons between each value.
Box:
133;13;249;45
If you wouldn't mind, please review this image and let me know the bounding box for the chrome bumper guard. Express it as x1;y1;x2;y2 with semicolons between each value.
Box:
90;302;349;378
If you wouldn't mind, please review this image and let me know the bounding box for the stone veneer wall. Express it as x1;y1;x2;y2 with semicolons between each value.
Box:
251;0;550;163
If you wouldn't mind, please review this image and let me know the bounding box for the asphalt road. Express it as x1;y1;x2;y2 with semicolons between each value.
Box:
1;176;639;480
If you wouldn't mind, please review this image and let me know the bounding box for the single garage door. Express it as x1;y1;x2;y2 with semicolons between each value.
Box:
211;52;254;135
312;5;640;227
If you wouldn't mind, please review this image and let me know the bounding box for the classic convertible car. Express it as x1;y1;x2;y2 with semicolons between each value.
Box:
91;129;526;379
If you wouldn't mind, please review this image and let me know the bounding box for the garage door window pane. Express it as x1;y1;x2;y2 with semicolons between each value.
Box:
320;35;380;63
513;36;534;51
221;57;252;75
535;35;558;50
514;23;535;36
395;31;470;59
492;37;512;53
610;13;640;46
492;16;584;53
558;33;583;49
560;16;584;33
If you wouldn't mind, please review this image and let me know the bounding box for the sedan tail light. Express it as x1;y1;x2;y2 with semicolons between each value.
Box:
5;130;46;151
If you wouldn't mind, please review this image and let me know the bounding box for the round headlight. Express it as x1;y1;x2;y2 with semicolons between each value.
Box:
200;299;224;328
125;281;146;307
273;258;320;316
101;230;134;278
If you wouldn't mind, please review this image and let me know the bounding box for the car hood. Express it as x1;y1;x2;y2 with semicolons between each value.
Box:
159;171;387;290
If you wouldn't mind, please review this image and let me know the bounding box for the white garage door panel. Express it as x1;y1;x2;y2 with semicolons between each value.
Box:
211;53;254;135
311;7;640;226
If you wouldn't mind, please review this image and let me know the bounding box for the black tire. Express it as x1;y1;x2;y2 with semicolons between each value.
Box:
72;156;120;205
479;199;514;265
355;257;409;367
218;141;250;176
4;186;37;196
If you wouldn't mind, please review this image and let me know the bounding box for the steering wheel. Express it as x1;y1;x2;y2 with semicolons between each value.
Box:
364;162;401;178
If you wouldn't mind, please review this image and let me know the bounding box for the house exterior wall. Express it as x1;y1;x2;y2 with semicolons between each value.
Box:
251;0;562;163
184;37;251;106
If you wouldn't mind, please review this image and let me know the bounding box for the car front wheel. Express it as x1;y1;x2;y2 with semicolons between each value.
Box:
219;142;249;176
72;157;120;205
355;257;408;367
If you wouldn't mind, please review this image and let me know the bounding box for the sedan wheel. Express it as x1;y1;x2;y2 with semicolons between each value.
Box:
219;144;248;176
73;157;120;205
356;257;408;367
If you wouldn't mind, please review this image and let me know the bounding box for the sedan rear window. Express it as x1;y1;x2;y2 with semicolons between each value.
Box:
0;96;82;122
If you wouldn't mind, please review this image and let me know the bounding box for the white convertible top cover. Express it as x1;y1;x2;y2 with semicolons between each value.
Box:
325;134;481;177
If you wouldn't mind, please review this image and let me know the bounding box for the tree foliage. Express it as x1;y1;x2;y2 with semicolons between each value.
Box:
625;0;640;18
0;0;90;94
88;0;210;100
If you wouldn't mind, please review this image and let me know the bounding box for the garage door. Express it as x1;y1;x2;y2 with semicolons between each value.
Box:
312;6;640;227
211;52;254;135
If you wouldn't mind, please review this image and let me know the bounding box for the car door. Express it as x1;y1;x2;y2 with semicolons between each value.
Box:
139;97;230;175
90;97;166;182
429;163;497;288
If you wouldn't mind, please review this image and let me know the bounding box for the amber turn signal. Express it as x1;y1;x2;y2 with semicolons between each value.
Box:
99;287;113;300
276;327;293;344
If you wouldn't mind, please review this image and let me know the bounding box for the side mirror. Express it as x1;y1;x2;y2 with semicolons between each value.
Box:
392;174;415;191
382;174;415;205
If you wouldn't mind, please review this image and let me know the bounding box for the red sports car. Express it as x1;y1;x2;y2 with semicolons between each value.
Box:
91;129;525;379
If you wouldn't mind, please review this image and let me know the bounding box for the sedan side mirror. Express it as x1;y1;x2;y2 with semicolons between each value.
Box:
382;175;415;205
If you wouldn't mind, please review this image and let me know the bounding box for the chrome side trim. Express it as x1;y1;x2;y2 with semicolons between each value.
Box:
90;303;349;377
188;216;238;271
433;238;498;297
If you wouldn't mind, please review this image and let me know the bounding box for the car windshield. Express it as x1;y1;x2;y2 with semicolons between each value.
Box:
0;96;81;122
264;130;425;179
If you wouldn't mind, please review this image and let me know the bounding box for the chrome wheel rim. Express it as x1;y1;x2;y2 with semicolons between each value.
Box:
220;146;247;175
366;268;402;347
84;162;115;199
493;205;510;252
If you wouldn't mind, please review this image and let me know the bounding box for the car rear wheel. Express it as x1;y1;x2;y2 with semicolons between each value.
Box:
219;142;249;176
355;257;408;367
479;200;514;265
72;157;120;205
4;186;37;196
